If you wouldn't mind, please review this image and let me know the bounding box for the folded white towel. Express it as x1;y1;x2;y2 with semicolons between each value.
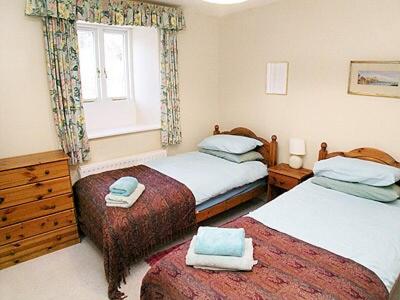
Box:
186;236;257;271
105;183;145;208
193;266;231;271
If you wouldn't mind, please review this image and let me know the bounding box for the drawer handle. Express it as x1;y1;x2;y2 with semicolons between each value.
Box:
53;221;59;226
37;195;44;200
35;182;43;187
1;216;7;222
45;170;50;175
56;235;62;241
47;188;53;193
6;234;11;240
0;197;4;204
43;204;56;210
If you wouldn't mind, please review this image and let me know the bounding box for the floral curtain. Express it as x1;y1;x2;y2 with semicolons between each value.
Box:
25;0;185;161
26;0;185;30
43;17;90;164
160;30;182;145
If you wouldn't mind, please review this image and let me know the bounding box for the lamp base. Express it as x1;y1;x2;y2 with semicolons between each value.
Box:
289;155;303;169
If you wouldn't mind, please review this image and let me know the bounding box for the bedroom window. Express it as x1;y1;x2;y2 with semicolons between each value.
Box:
77;23;161;139
78;25;130;103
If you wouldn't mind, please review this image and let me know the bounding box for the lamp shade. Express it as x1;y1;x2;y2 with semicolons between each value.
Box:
289;138;306;155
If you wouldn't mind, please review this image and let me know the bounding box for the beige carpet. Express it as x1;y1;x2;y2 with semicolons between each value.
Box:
0;197;265;300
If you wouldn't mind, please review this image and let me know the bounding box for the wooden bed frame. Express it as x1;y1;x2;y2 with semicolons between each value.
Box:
319;142;400;168
195;125;278;223
319;142;400;300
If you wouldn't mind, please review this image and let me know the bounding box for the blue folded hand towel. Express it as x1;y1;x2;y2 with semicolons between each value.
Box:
194;227;245;257
109;176;138;196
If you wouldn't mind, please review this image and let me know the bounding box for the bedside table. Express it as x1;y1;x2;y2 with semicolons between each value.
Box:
267;163;313;201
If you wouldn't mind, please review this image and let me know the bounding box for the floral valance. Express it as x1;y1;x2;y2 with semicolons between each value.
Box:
25;0;185;30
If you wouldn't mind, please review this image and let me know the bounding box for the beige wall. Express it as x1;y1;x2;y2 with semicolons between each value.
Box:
0;0;59;156
169;8;220;155
2;0;399;169
0;1;219;162
219;0;400;168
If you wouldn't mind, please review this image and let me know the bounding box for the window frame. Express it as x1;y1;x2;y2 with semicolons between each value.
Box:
76;26;100;103
77;22;135;104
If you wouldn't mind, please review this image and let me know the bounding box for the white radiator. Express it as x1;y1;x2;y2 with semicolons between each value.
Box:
78;149;167;178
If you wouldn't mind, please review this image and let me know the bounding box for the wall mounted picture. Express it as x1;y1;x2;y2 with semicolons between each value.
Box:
266;62;289;95
348;61;400;99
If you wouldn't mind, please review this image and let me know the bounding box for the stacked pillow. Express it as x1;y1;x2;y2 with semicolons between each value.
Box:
312;156;400;203
198;135;264;163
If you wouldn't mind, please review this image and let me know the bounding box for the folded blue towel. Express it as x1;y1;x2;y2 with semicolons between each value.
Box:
194;227;245;257
109;177;138;196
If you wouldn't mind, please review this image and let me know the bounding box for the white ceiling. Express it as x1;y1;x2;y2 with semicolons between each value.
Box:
153;0;278;17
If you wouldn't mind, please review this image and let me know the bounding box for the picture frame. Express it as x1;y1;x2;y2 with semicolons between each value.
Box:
266;62;289;95
348;61;400;99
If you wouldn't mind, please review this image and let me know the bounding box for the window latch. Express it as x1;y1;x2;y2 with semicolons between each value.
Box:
97;68;101;78
103;68;108;79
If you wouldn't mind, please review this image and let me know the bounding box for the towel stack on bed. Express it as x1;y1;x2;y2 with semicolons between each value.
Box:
106;176;145;208
186;227;257;271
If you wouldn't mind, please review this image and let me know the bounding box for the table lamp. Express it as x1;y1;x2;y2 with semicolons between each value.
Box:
289;138;306;169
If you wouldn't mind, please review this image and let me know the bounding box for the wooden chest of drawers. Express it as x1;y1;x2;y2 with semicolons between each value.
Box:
0;150;79;269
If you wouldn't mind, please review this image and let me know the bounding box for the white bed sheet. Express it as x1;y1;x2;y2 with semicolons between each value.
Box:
145;151;267;205
248;179;400;292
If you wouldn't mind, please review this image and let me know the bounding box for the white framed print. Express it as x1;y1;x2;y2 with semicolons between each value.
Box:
266;62;289;95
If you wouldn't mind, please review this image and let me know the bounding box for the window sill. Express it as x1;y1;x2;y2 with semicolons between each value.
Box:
87;124;161;140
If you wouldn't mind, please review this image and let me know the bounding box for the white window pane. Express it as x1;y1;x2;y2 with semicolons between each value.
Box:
104;31;128;99
77;30;98;101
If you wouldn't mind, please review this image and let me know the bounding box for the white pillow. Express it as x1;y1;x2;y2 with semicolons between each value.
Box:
313;156;400;187
198;134;263;154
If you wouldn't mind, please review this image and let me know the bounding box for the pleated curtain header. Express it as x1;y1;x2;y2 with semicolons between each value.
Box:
25;0;185;31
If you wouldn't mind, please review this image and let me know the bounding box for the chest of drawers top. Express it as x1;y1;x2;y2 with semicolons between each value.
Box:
0;150;70;190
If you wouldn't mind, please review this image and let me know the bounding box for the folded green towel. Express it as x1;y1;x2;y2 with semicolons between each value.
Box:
187;236;257;271
106;184;145;208
109;176;138;196
194;227;245;257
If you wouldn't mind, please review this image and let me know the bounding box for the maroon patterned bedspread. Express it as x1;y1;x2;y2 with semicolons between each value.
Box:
141;217;388;300
73;165;196;300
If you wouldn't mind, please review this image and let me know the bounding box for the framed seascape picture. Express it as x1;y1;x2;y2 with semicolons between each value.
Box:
348;61;400;99
266;62;289;95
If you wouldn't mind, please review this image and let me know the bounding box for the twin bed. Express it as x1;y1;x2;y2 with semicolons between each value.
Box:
73;125;277;299
141;144;400;300
73;125;400;300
